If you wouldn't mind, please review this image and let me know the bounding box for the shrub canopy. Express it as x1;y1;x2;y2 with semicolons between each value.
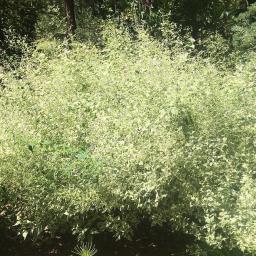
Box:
0;26;255;254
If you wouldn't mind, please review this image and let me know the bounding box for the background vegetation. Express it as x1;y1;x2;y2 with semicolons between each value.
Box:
0;1;255;256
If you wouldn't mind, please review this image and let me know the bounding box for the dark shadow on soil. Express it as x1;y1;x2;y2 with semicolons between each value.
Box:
0;223;194;256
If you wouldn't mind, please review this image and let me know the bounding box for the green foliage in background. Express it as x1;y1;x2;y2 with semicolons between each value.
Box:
232;3;256;51
0;0;46;67
35;4;66;39
0;0;249;44
0;0;45;39
1;0;254;73
0;24;255;255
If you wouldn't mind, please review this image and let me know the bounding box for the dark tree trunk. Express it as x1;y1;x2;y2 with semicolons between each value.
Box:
64;0;76;36
240;0;249;11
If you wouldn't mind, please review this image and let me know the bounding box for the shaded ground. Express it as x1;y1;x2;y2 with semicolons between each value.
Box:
0;229;193;256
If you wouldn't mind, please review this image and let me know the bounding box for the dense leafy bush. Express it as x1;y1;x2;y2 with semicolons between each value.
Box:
0;25;255;254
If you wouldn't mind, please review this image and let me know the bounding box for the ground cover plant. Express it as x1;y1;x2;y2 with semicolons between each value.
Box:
0;21;255;256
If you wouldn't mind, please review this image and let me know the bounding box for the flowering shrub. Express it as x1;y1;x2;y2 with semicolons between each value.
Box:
0;26;255;254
